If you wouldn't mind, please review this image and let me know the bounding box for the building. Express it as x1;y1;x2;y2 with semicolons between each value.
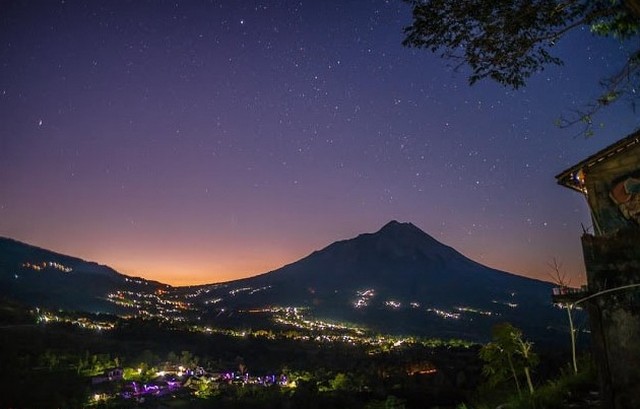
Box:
91;367;124;385
556;130;640;409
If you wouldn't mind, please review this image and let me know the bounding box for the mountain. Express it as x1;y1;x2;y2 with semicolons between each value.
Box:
0;222;570;342
0;237;168;313
180;221;567;341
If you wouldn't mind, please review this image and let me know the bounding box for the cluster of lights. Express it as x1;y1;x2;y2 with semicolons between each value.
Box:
179;369;288;387
273;306;363;333
22;261;72;273
353;289;375;308
30;269;490;353
181;284;227;299
37;311;114;331
455;306;495;316
36;301;474;357
124;277;149;285
426;308;461;320
229;287;253;296
193;318;471;351
113;365;291;402
242;306;294;314
107;292;136;308
183;287;210;298
491;300;519;308
249;285;272;294
195;325;251;338
385;300;401;309
350;288;498;320
106;290;194;321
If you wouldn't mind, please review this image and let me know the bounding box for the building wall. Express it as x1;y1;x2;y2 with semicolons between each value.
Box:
582;230;640;409
583;143;640;235
574;140;640;408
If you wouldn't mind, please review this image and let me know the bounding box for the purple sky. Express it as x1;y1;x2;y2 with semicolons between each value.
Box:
1;1;638;286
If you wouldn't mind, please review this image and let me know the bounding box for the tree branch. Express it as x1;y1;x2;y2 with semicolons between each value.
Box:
557;49;640;137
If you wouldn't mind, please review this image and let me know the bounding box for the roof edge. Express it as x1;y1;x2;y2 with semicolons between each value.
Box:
555;129;640;190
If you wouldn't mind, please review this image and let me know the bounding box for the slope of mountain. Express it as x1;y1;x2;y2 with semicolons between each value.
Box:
0;237;167;313
0;222;570;342
181;221;567;341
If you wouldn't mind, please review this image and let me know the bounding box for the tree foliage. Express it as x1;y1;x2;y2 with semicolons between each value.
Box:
403;0;640;136
480;323;538;395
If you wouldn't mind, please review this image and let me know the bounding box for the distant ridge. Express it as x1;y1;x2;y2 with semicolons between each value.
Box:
0;236;167;313
0;222;568;342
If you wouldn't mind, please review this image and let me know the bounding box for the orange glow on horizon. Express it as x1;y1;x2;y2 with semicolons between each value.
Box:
2;224;586;288
114;261;281;287
97;246;300;287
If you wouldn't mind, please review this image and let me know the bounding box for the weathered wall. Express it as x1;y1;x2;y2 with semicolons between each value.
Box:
583;143;640;235
582;229;640;409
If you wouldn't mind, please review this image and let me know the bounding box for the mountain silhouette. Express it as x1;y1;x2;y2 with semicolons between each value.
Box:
187;221;565;341
0;222;569;341
0;237;166;313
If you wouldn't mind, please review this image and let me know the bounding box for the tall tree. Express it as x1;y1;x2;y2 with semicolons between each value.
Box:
402;0;640;136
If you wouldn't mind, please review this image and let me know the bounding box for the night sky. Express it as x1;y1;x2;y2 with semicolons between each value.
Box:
1;1;638;286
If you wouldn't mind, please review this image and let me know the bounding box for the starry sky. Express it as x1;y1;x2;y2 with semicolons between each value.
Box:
1;1;638;286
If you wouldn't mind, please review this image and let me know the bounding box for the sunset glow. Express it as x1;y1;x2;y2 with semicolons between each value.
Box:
2;1;636;286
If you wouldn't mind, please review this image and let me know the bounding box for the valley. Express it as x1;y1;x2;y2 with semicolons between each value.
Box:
0;222;589;408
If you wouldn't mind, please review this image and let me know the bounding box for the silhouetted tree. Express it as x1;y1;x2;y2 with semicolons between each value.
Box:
548;258;580;374
403;0;640;136
480;323;538;395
